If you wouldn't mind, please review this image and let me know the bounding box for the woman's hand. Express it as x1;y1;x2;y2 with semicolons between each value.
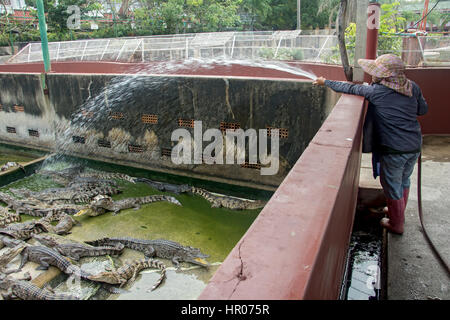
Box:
313;77;326;86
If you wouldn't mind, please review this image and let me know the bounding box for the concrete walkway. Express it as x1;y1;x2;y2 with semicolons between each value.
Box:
388;136;450;300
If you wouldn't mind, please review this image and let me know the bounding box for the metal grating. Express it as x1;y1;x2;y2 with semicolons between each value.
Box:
98;139;112;148
28;129;39;137
110;112;124;120
161;148;172;157
142;114;158;124
128;144;145;153
220;122;241;132
178;119;195;128
266;127;289;139
13;105;24;113
72;136;86;144
6;127;16;134
241;162;262;170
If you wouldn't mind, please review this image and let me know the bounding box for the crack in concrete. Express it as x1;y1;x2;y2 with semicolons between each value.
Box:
228;239;246;299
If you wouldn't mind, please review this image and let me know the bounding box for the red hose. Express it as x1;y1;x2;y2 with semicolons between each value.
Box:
417;154;450;275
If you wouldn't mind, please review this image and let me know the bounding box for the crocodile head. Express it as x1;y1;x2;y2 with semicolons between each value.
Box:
33;234;59;248
183;246;210;267
88;271;125;285
75;195;113;217
0;244;25;265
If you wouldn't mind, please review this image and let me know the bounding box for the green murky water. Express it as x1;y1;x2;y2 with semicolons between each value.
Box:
0;144;43;166
1;158;267;299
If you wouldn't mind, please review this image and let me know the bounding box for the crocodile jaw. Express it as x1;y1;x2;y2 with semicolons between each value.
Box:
190;257;210;267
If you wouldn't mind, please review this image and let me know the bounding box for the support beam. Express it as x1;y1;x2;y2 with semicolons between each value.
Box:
297;0;301;30
353;0;370;82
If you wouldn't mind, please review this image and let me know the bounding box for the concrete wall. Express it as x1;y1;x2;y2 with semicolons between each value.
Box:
0;69;340;189
199;94;366;300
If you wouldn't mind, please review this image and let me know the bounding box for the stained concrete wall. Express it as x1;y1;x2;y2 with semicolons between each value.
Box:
0;71;339;189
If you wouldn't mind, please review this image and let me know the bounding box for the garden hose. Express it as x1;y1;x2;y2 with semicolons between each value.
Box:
417;154;450;276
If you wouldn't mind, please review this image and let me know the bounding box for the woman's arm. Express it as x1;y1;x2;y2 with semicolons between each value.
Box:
314;77;374;99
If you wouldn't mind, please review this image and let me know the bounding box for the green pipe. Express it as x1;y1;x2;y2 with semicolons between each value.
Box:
36;0;51;72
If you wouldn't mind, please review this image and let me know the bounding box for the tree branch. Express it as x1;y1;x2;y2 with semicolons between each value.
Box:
338;0;353;81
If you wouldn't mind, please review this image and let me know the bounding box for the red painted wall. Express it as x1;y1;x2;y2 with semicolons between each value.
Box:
199;95;366;300
0;61;346;81
405;68;450;135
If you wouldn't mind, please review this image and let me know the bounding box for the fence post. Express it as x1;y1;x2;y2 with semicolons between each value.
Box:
36;0;51;72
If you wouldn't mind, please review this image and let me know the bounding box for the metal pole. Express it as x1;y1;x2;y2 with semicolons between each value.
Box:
297;0;301;30
36;0;51;72
364;1;380;82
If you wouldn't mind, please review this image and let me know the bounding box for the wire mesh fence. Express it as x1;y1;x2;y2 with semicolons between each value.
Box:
7;31;339;64
7;31;450;67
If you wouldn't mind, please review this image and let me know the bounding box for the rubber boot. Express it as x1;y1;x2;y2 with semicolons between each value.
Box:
380;198;405;235
403;188;410;208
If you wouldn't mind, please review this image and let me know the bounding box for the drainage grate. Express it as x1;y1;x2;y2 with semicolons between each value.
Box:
72;136;86;144
266;127;289;139
98;139;111;148
161;148;172;157
241;162;262;170
13;105;24;113
142;114;158;124
220;122;241;132
110;112;124;120
6;127;16;134
28;129;39;138
178;119;195;128
128;144;145;153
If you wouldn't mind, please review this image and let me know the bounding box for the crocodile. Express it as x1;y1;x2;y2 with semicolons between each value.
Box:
10;245;124;294
76;194;182;217
11;185;121;205
0;191;86;218
85;237;209;268
190;187;267;210
135;178;191;194
0;235;25;249
0;273;80;300
39;165;85;180
77;171;136;184
0;244;26;273
88;258;166;291
12;245;91;278
0;162;25;173
0;219;54;240
53;214;81;235
33;234;124;261
0;207;21;228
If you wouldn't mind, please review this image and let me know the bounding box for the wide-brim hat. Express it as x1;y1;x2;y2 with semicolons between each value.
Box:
358;54;406;78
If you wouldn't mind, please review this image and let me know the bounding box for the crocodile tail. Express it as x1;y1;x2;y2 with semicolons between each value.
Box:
148;259;166;291
85;237;111;247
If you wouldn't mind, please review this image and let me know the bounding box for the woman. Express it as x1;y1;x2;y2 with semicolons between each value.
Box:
314;54;428;235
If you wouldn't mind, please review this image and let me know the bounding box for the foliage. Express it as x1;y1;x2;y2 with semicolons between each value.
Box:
257;47;304;60
325;1;406;64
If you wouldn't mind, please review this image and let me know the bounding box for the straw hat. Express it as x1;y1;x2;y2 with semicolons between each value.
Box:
358;54;406;78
